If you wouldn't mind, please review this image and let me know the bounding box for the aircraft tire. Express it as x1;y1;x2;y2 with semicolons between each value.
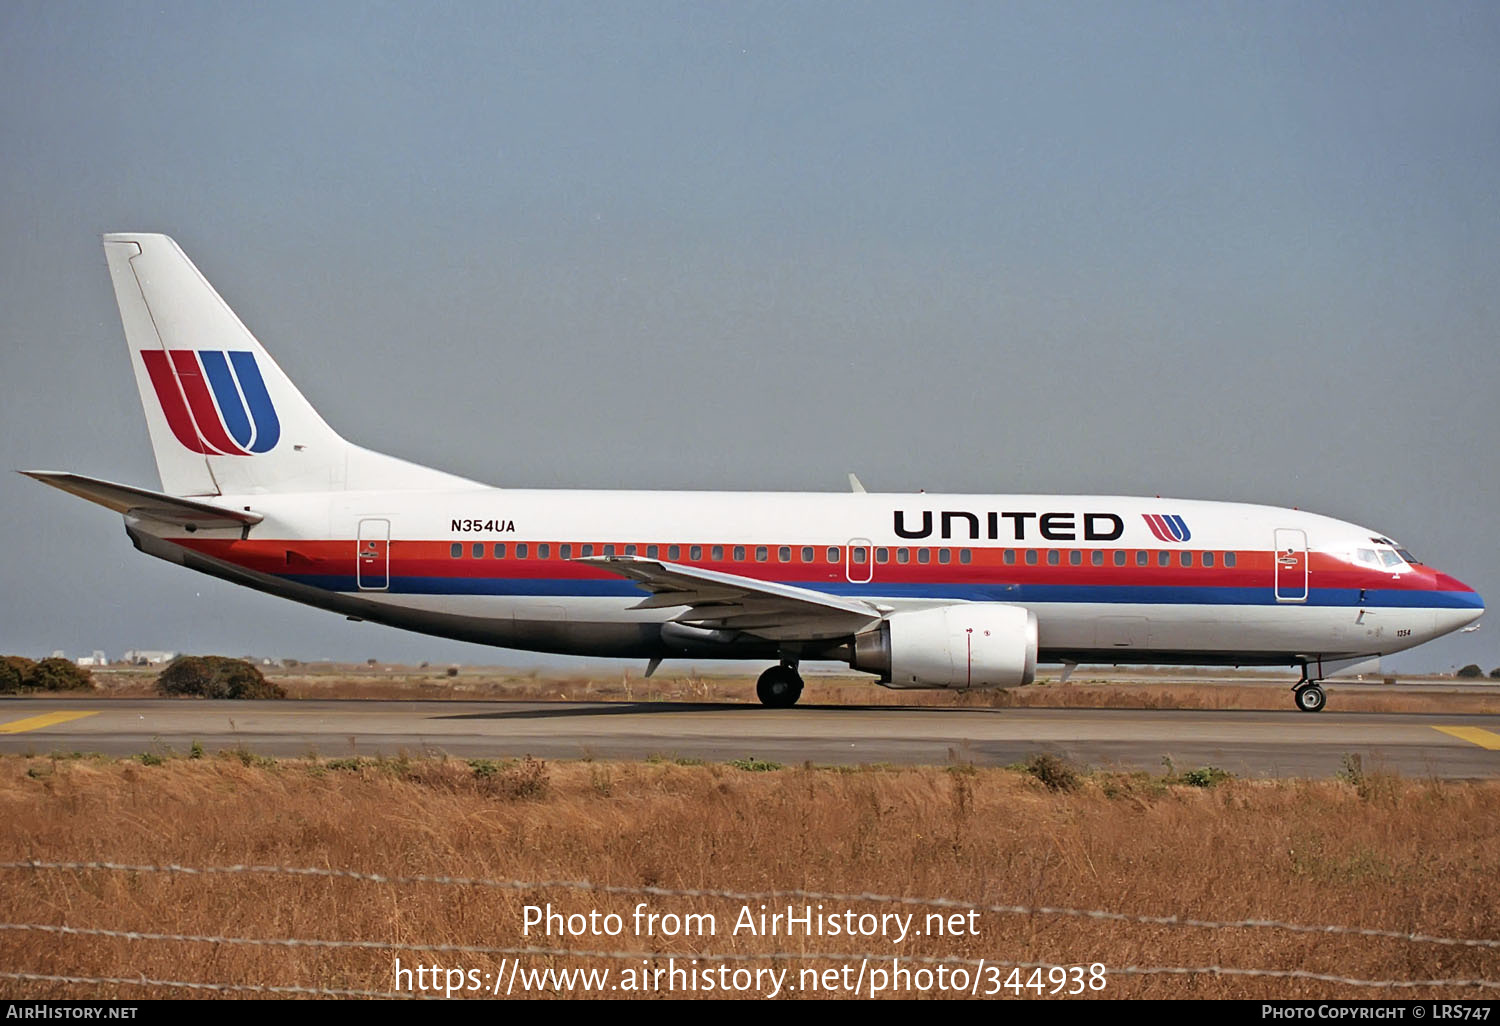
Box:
756;665;803;708
1294;684;1326;713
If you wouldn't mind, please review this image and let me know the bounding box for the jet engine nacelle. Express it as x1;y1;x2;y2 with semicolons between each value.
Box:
851;603;1038;689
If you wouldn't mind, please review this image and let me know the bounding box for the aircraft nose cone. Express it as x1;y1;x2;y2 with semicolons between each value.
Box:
1433;571;1484;630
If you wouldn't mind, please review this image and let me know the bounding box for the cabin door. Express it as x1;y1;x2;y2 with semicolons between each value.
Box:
357;518;390;591
1273;528;1308;602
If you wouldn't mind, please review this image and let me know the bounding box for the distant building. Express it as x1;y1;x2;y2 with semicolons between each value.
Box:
76;651;108;667
123;650;177;666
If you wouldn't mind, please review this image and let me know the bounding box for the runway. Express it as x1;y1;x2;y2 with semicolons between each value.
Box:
2;697;1499;777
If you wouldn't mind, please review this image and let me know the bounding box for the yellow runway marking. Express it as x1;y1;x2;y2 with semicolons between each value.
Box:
1433;726;1500;750
0;711;98;734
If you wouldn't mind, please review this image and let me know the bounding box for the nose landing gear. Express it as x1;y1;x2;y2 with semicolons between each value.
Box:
756;662;804;708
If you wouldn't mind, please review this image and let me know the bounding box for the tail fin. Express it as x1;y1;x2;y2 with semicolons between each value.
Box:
103;234;475;496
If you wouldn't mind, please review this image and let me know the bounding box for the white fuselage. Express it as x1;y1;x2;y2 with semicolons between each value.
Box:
129;487;1484;675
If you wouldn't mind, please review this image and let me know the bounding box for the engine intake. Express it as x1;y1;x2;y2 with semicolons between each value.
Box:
852;604;1038;689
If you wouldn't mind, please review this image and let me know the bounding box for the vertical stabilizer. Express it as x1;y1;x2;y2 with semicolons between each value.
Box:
103;234;477;496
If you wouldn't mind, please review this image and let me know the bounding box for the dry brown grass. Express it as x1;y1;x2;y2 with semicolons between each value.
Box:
82;665;1500;714
2;752;1497;999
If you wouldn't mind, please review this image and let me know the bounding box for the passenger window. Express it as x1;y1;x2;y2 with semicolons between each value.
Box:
801;547;814;563
876;547;889;564
733;545;746;561
939;549;951;564
471;543;484;559
897;548;910;564
1092;550;1103;566
450;543;462;559
1158;551;1169;567
516;543;528;559
1180;551;1193;567
1047;550;1060;566
647;545;659;559
827;547;840;562
1113;551;1125;567
853;547;868;564
624;545;637;556
667;545;679;560
690;545;702;561
1202;551;1214;567
1004;549;1016;565
779;546;791;562
537;544;550;559
755;546;768;562
560;544;572;559
603;544;615;557
581;544;594;557
492;544;506;559
712;546;724;561
960;549;972;564
917;549;931;564
1069;550;1082;566
1025;550;1038;565
1225;551;1236;568
1136;551;1147;567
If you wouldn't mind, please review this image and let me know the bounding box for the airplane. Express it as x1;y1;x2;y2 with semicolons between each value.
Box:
23;234;1485;713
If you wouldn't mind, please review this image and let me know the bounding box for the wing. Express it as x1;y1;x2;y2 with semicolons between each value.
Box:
574;555;883;641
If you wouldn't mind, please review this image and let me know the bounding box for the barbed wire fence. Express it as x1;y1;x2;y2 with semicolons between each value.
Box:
3;860;1497;998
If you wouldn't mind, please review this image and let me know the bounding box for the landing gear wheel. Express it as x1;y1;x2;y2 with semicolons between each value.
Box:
1294;684;1326;713
756;665;804;708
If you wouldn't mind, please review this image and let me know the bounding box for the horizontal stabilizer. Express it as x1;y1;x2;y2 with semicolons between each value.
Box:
21;471;264;530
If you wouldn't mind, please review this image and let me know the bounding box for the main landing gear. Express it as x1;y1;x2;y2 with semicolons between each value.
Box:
756;662;804;708
1293;668;1327;713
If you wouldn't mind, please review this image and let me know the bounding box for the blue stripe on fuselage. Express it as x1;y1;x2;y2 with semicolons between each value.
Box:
275;574;1483;609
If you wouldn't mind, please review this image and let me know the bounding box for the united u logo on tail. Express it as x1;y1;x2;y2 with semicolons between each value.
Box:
141;349;281;455
1143;513;1191;542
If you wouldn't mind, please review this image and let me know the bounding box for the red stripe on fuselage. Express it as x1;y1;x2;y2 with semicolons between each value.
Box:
141;350;211;454
168;539;1472;595
169;350;245;455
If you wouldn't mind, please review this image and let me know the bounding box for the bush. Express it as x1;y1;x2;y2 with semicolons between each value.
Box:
22;658;94;692
728;756;782;772
0;656;36;694
1490;668;1500;680
1022;753;1081;792
156;656;286;699
1179;766;1232;788
1456;664;1484;679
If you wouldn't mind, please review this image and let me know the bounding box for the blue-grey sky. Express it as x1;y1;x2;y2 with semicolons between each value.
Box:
2;1;1496;673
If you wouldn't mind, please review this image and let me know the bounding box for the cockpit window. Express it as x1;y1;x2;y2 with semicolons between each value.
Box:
1356;545;1411;570
1398;549;1421;565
